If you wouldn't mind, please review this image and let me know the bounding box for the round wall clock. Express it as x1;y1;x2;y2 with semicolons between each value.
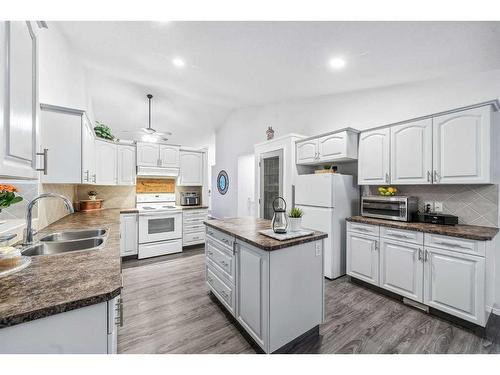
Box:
217;170;229;195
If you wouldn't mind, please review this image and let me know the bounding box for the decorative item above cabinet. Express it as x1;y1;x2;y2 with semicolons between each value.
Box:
358;101;500;185
296;128;359;165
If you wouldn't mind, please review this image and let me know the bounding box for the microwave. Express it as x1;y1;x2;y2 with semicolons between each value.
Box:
361;196;418;222
181;192;200;206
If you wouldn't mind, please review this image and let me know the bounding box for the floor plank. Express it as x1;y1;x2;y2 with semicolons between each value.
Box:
118;249;500;354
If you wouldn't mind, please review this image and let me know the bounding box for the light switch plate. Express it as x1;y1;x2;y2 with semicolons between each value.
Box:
315;243;321;256
434;201;443;212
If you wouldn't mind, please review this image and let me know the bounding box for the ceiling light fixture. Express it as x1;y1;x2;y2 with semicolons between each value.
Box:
329;57;346;70
172;58;185;68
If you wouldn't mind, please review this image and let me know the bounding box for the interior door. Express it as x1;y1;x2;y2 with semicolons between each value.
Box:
259;149;283;220
390;119;433;184
136;142;159;167
380;239;423;302
346;231;379;286
0;21;38;179
423;246;485;325
358;128;390;185
432;106;491;184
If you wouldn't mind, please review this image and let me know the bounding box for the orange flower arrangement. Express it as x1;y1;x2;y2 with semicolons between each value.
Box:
0;184;18;193
0;184;22;210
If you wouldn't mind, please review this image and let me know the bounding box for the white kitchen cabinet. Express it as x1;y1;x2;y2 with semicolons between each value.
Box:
0;297;121;354
358;128;390;185
390;119;433;185
120;213;138;257
346;230;380;286
95;140;117;185
380;238;423;302
432;106;491;184
40;106;83;184
423;246;485;325
117;145;136;185
159;144;180;167
296;139;318;164
236;242;269;349
183;208;208;246
81;114;96;184
0;21;38;179
136;142;159;167
178;150;203;186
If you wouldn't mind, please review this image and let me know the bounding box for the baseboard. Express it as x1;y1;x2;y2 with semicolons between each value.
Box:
491;306;500;316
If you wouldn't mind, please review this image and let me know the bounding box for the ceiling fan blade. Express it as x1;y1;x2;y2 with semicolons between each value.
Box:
154;131;173;136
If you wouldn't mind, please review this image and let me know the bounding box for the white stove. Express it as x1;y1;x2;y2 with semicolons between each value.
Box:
136;193;183;259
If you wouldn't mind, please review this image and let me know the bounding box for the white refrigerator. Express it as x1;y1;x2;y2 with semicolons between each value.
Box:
295;173;359;279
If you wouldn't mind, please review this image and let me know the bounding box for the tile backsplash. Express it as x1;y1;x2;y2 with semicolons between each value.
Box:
77;185;136;210
366;184;499;227
0;180;38;222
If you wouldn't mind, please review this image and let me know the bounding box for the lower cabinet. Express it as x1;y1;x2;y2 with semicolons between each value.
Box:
0;296;121;354
120;213;138;257
346;231;379;286
346;222;490;326
183;208;208;246
423;246;485;325
380;239;423;302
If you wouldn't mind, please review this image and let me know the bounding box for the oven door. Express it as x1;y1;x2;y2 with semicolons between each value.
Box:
139;211;182;243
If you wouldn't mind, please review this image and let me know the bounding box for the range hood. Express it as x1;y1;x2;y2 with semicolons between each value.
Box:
137;166;179;178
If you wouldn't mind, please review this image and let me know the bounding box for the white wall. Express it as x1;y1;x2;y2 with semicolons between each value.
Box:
237;154;256;217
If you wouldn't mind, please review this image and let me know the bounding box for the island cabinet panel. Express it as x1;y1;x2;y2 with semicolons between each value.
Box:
0;300;113;353
236;242;269;351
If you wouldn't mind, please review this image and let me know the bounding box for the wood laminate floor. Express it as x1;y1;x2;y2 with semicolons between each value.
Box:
118;248;500;354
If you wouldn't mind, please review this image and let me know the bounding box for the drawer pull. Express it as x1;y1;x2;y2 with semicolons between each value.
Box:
434;241;470;249
207;250;213;256
389;233;412;239
353;226;371;232
220;260;229;268
207;276;214;284
220;290;229;300
207;230;214;236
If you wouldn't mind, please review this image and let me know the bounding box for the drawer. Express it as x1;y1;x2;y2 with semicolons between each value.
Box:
206;265;235;315
206;238;235;284
347;221;380;237
206;227;234;250
184;223;206;233
183;231;205;245
138;239;182;259
381;226;423;245
183;216;206;225
183;209;208;218
424;233;485;257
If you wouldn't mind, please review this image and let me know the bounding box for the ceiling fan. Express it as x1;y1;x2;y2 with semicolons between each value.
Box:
122;94;172;140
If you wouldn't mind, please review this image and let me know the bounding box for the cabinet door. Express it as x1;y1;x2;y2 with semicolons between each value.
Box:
380;239;423;302
178;151;203;186
40;109;82;183
346;231;379;286
159;145;180;167
432;106;491;184
424;246;485;325
296;140;318;164
95;140;117;185
81;115;95;184
117;145;136;185
120;214;138;256
236;243;269;349
391;119;433;185
0;21;38;179
317;133;346;162
136;142;159;167
358;128;390;185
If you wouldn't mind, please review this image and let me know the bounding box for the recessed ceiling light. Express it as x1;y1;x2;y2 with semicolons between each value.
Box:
172;58;185;68
329;57;346;70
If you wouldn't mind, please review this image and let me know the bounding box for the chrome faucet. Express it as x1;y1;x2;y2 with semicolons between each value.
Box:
23;193;74;246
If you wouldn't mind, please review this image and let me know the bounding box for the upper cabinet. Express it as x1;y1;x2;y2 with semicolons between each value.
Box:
358;104;497;185
178;150;203;186
95;140;117;185
82;114;96;184
390;119;433;185
117;145;136;185
432;106;490;184
0;21;38;179
136;142;180;168
296;129;358;165
358;128;390;185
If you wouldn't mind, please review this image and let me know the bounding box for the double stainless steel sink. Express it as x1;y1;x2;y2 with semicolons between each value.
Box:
21;229;108;256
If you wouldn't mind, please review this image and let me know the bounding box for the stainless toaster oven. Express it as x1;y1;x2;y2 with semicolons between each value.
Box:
181;192;200;206
361;196;418;222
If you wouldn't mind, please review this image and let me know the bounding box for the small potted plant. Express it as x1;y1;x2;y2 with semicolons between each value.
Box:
0;184;23;213
88;191;98;201
288;207;304;232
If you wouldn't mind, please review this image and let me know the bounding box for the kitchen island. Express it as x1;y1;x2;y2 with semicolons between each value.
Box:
204;217;327;353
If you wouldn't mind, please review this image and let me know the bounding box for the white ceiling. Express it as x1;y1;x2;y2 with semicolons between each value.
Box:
57;21;500;145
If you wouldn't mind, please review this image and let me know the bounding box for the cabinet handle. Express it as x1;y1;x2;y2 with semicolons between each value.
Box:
115;297;124;327
427;170;431;183
424;249;429;262
220;290;229;300
207;250;213;256
373;240;378;251
418;248;422;261
389;232;411;239
353;226;371;232
84;170;90;182
207;276;213;284
220;260;228;267
434;241;469;249
434;170;440;183
385;172;390;183
92;173;97;183
36;148;49;175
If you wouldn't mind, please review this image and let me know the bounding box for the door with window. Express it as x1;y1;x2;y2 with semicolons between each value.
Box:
259;150;283;220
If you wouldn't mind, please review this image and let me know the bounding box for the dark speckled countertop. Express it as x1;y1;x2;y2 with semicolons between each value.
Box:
347;216;498;241
204;217;327;251
0;209;122;328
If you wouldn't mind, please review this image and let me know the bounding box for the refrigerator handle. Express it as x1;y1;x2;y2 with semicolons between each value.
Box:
291;184;295;208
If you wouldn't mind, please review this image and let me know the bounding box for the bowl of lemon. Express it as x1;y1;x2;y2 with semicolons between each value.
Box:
378;186;397;196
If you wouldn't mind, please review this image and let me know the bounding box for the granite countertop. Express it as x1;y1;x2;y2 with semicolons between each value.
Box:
119;206;209;214
0;209;122;328
204;217;328;251
347;216;498;241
